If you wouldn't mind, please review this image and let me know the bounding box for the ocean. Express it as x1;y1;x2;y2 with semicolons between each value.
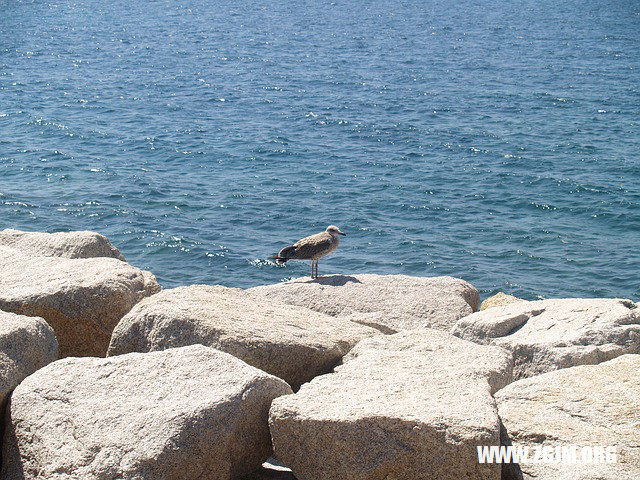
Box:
1;0;638;300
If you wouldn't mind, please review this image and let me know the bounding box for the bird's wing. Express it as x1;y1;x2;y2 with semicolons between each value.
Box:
288;232;334;260
276;245;298;259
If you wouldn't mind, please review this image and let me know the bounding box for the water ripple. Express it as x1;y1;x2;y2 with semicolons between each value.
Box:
0;0;638;300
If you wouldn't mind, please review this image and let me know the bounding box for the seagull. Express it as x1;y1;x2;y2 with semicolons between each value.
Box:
273;225;346;279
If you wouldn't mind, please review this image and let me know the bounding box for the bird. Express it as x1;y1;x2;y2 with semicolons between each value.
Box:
272;225;346;279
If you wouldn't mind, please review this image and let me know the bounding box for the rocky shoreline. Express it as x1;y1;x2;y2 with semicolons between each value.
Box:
0;229;638;480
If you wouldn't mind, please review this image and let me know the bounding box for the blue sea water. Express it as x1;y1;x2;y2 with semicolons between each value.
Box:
1;0;639;300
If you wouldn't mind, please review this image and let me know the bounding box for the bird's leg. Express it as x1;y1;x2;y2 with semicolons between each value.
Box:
310;260;314;279
316;260;319;278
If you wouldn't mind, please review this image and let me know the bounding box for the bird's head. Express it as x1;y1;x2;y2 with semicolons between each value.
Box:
326;225;346;237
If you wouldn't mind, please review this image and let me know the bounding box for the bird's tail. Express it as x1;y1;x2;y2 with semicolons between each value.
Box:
271;245;297;264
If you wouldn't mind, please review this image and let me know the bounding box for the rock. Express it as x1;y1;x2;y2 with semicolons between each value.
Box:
480;292;523;311
240;460;297;480
0;229;125;260
0;311;58;409
1;345;293;480
343;329;514;394
108;285;378;390
269;329;513;480
452;298;640;379
496;355;640;480
0;247;160;357
248;274;480;333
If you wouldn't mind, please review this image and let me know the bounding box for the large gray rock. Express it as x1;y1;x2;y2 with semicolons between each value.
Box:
108;285;378;390
0;246;160;357
452;298;640;379
0;229;125;260
1;345;293;480
269;329;513;480
496;355;640;480
248;274;480;334
0;311;58;409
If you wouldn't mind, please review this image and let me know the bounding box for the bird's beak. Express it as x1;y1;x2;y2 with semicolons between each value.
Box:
339;231;346;236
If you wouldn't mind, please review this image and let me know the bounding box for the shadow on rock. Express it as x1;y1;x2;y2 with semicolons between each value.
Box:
501;419;524;480
302;275;362;286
